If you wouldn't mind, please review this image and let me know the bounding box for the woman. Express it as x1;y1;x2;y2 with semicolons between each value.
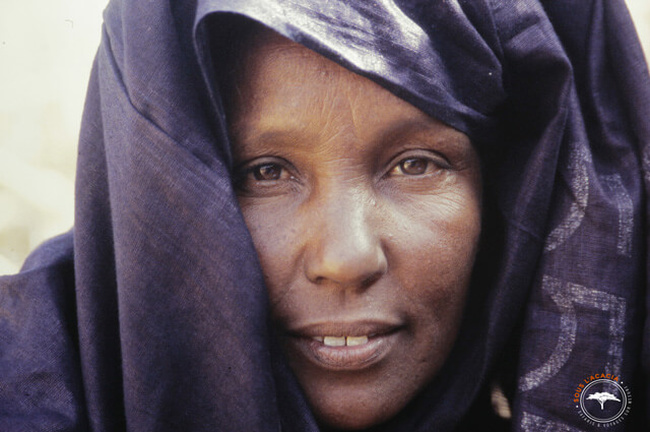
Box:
1;0;649;431
226;25;482;430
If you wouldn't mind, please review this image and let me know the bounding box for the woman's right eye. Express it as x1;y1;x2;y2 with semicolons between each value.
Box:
234;159;297;195
252;163;284;181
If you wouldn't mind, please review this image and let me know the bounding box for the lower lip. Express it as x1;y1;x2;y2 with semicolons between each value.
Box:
289;331;400;371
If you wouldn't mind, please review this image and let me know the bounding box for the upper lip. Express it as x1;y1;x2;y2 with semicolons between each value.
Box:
286;320;403;339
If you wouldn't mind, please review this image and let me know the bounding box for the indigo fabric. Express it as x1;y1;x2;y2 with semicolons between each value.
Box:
1;0;649;431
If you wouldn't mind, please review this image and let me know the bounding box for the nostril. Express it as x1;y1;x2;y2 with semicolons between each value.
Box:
360;273;382;290
304;242;388;289
307;267;385;290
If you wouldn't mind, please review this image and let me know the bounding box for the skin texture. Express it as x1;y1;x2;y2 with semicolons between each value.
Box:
227;30;482;431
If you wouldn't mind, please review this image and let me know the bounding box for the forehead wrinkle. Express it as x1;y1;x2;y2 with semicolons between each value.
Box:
233;129;305;160
316;83;358;146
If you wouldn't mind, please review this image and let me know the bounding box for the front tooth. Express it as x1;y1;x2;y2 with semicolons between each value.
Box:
312;336;324;343
346;336;369;346
323;336;346;347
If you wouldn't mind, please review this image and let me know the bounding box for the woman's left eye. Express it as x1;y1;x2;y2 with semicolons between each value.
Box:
388;155;447;177
396;158;429;175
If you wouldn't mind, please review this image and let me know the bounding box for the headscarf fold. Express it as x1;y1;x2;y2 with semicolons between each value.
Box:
1;0;649;431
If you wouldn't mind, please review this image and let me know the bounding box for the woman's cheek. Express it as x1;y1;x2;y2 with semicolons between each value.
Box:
239;199;301;303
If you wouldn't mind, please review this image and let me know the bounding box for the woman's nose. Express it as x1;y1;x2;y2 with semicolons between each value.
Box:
304;194;388;289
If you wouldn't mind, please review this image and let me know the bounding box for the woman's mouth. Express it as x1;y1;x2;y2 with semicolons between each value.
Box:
286;322;402;371
312;335;370;346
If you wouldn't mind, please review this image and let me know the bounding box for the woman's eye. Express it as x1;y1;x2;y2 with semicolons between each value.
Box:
386;149;453;179
252;163;284;181
388;156;444;177
234;159;297;195
398;157;429;176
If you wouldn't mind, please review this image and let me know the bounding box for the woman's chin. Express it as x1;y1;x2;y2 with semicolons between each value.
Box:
308;386;408;431
314;404;392;431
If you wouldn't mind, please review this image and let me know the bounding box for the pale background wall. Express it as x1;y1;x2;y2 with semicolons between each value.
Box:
0;0;649;275
0;0;107;274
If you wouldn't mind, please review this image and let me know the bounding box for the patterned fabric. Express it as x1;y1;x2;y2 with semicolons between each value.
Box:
0;0;648;431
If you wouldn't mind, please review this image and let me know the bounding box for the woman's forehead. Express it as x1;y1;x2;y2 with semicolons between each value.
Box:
229;28;445;135
236;29;362;95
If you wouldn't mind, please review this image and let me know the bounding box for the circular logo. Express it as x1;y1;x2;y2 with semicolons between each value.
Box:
574;375;631;427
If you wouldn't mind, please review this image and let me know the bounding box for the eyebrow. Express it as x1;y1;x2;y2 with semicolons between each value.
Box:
232;113;471;162
232;129;305;159
377;117;471;150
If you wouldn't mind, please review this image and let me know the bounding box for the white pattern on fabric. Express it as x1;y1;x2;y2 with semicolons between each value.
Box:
520;411;587;432
544;144;590;253
602;174;633;257
519;276;626;392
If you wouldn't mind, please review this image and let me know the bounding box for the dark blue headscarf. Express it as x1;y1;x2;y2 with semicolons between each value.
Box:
1;1;649;430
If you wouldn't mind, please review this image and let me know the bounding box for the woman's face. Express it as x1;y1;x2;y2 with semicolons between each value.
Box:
228;31;482;430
